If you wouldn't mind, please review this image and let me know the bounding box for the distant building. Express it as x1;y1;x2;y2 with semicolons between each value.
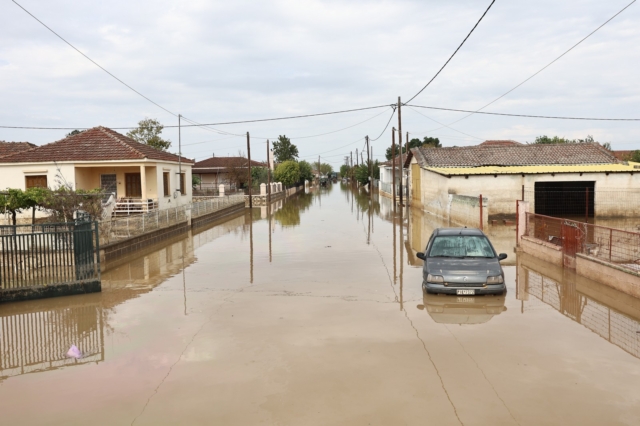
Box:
192;156;265;191
0;127;193;222
378;154;409;199
408;143;640;220
0;141;36;158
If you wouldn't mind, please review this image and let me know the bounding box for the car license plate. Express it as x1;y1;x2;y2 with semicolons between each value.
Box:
456;289;475;295
457;297;474;303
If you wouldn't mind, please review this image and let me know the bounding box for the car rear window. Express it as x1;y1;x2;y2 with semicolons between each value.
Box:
428;235;495;258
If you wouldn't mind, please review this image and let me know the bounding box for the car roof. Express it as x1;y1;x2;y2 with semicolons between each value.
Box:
433;227;485;236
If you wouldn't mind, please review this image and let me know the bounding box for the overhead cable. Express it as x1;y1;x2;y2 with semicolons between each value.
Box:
369;107;397;142
405;0;496;104
445;0;637;125
407;104;640;121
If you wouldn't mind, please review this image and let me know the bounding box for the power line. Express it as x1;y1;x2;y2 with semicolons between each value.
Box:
407;104;640;121
11;0;179;118
369;108;397;142
406;106;484;140
405;0;496;104
444;0;637;126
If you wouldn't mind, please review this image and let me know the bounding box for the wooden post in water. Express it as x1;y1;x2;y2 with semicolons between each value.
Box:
267;139;271;204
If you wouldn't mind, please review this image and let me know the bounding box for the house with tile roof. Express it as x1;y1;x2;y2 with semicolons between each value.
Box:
192;156;266;192
0;141;37;158
0;127;194;221
407;142;640;221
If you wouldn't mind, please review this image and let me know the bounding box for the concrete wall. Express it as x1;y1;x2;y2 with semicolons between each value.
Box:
448;194;488;229
576;254;640;299
520;236;563;267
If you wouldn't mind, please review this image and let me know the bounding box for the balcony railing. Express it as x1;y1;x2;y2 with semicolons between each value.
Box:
112;198;158;217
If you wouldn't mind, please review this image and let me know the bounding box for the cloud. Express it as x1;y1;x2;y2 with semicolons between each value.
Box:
1;0;639;166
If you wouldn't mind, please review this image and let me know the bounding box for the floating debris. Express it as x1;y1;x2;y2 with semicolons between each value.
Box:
66;345;82;359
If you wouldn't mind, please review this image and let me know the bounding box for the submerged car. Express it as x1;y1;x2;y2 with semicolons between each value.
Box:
416;228;507;296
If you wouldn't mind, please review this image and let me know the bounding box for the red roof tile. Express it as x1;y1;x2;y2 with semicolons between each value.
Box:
0;141;36;158
411;143;619;168
0;127;193;164
479;140;522;147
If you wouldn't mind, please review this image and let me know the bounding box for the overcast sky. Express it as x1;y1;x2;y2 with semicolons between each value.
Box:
1;0;639;168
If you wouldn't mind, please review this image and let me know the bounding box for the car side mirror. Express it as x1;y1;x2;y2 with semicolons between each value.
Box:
417;252;426;260
498;253;508;261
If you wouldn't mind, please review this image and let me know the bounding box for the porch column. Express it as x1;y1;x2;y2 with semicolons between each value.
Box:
140;165;147;209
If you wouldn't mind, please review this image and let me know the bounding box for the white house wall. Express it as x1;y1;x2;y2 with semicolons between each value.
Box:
410;161;640;220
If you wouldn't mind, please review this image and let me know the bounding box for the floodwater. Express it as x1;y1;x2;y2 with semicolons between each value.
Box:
2;184;640;425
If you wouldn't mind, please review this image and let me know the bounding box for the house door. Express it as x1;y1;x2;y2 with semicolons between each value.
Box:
125;173;142;197
100;174;117;199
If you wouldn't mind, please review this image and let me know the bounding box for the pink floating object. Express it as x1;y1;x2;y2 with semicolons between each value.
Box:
67;345;82;359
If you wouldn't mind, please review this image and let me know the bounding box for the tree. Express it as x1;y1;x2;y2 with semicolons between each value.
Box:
630;151;640;162
192;175;201;187
602;142;612;151
298;160;313;182
66;129;82;137
340;164;351;178
0;189;28;226
532;135;597;145
272;135;299;162
41;187;103;222
250;167;269;188
319;163;333;175
354;164;370;186
24;187;49;224
385;136;440;160
274;160;300;187
127;118;171;151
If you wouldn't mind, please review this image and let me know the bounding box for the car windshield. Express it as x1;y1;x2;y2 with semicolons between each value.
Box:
428;235;495;258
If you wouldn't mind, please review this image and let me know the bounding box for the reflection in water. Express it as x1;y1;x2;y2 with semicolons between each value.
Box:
518;254;640;359
1;300;104;381
417;293;507;324
273;192;314;227
0;212;251;382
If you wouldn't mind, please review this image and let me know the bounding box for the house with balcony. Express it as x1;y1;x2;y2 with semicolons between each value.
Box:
0;126;193;222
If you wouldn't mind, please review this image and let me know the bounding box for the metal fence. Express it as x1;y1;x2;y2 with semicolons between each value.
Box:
524;188;640;224
0;214;99;290
100;195;244;244
524;212;640;272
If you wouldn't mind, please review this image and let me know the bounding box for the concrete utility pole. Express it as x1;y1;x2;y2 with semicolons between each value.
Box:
366;136;370;184
350;151;354;183
247;132;252;208
392;127;396;207
397;97;403;206
406;131;410;207
178;114;182;194
266;139;271;204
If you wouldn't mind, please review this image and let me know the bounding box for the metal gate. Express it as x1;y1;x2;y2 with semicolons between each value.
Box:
561;220;585;269
74;212;97;281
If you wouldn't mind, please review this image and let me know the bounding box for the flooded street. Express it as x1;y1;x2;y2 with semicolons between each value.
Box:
2;184;640;425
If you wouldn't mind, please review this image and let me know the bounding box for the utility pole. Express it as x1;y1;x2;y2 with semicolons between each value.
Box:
361;151;364;165
366;136;370;187
247;132;252;208
266;139;271;204
318;155;321;184
356;148;359;166
397;97;403;206
392;127;396;207
350;151;354;184
178;114;182;195
406;131;410;207
370;146;374;191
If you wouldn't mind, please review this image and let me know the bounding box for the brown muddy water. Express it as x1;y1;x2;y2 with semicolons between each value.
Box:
2;184;640;425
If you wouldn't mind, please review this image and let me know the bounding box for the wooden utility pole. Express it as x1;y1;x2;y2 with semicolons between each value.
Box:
392;127;396;206
318;156;321;183
397;97;403;206
266;139;271;204
247;132;252;208
356;149;359;166
370;146;374;191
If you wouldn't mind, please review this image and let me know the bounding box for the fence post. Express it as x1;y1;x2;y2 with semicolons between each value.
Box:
479;194;483;231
